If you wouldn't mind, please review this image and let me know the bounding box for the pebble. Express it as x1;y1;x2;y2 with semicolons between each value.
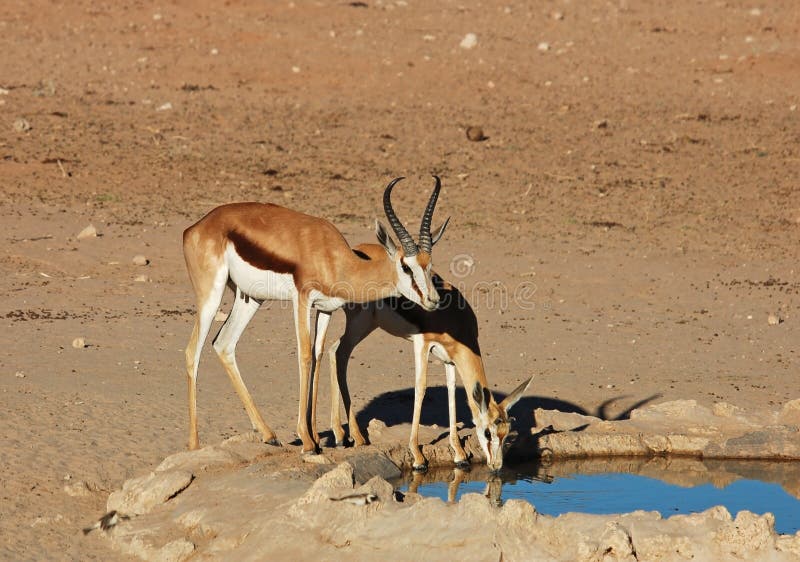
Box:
214;310;229;322
134;274;150;283
72;337;87;349
155;102;173;111
537;42;551;52
12;118;31;132
767;314;781;325
594;119;609;129
460;33;478;50
15;371;25;378
466;126;486;141
76;224;98;240
132;255;150;266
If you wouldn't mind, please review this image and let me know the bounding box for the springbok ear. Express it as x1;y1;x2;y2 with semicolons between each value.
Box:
375;220;397;256
430;217;450;246
498;376;533;413
472;382;489;414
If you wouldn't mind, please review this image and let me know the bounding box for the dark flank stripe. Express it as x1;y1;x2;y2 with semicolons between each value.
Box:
229;230;296;274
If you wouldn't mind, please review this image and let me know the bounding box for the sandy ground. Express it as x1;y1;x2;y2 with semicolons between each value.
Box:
1;1;799;559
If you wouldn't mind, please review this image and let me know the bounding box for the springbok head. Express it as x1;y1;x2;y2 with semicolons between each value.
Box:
376;176;450;312
472;377;533;471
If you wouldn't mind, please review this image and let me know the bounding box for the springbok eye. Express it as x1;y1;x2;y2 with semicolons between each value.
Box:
401;263;412;275
484;429;492;441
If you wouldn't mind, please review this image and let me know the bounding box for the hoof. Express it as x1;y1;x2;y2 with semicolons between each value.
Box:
412;463;428;473
301;446;321;456
266;438;282;447
335;441;346;449
454;460;471;470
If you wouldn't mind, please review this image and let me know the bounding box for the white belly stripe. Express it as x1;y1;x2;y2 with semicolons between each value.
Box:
225;243;296;301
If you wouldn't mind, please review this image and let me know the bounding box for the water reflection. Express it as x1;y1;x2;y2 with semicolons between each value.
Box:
395;457;800;535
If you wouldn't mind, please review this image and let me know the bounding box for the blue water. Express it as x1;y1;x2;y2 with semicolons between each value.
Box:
401;470;800;535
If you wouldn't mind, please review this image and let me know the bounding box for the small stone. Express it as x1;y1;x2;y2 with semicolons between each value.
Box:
466;126;486;141
72;337;86;349
291;66;301;73
594;119;609;129
767;314;781;325
76;224;98;240
12;118;31;132
155;102;172;111
214;310;229;322
133;274;150;283
64;480;91;497
15;371;25;378
552;11;564;20
459;33;478;50
302;454;333;465
537;42;551;52
132;255;150;266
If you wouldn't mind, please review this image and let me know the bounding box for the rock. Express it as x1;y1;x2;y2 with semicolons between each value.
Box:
214;310;228;322
296;462;354;506
594;119;609;129
302;454;333;465
156;102;173;111
537;42;551;52
72;337;86;349
156;446;241;473
466;126;486;142
346;452;401;484
76;224;98;240
64;480;91;497
134;274;150;283
777;399;800;427
12;118;31;132
132;255;150;266
595;521;637;561
768;314;781;325
107;470;194;515
459;33;478;50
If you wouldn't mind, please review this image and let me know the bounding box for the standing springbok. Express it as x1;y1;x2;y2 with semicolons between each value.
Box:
182;177;447;453
325;258;533;471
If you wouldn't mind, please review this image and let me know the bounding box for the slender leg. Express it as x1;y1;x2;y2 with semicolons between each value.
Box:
293;296;317;454
328;339;346;446
185;268;227;450
446;363;469;466
330;306;375;447
448;468;468;503
212;288;278;445
309;310;332;445
410;334;430;471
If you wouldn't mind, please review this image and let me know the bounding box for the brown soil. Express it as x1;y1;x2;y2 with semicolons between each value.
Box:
1;1;798;559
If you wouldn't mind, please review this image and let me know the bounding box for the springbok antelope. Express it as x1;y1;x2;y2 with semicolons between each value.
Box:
325;260;533;471
182;176;447;453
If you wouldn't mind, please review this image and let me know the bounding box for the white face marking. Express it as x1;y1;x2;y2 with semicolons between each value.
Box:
398;254;438;311
226;244;296;301
473;409;508;471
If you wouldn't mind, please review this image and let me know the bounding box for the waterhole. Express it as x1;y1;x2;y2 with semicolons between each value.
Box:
395;457;800;535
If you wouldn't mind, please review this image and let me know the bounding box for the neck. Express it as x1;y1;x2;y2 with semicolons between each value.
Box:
452;347;490;410
333;247;398;303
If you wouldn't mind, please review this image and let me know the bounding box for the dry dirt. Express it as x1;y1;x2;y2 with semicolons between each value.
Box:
1;1;799;560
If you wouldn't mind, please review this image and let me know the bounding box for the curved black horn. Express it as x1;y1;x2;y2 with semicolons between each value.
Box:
383;177;418;256
418;175;441;254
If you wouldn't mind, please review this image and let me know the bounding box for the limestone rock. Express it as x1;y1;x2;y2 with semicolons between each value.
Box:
156;446;241;473
107;470;194;515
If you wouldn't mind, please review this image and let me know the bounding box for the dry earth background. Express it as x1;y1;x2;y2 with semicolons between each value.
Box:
1;1;799;559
